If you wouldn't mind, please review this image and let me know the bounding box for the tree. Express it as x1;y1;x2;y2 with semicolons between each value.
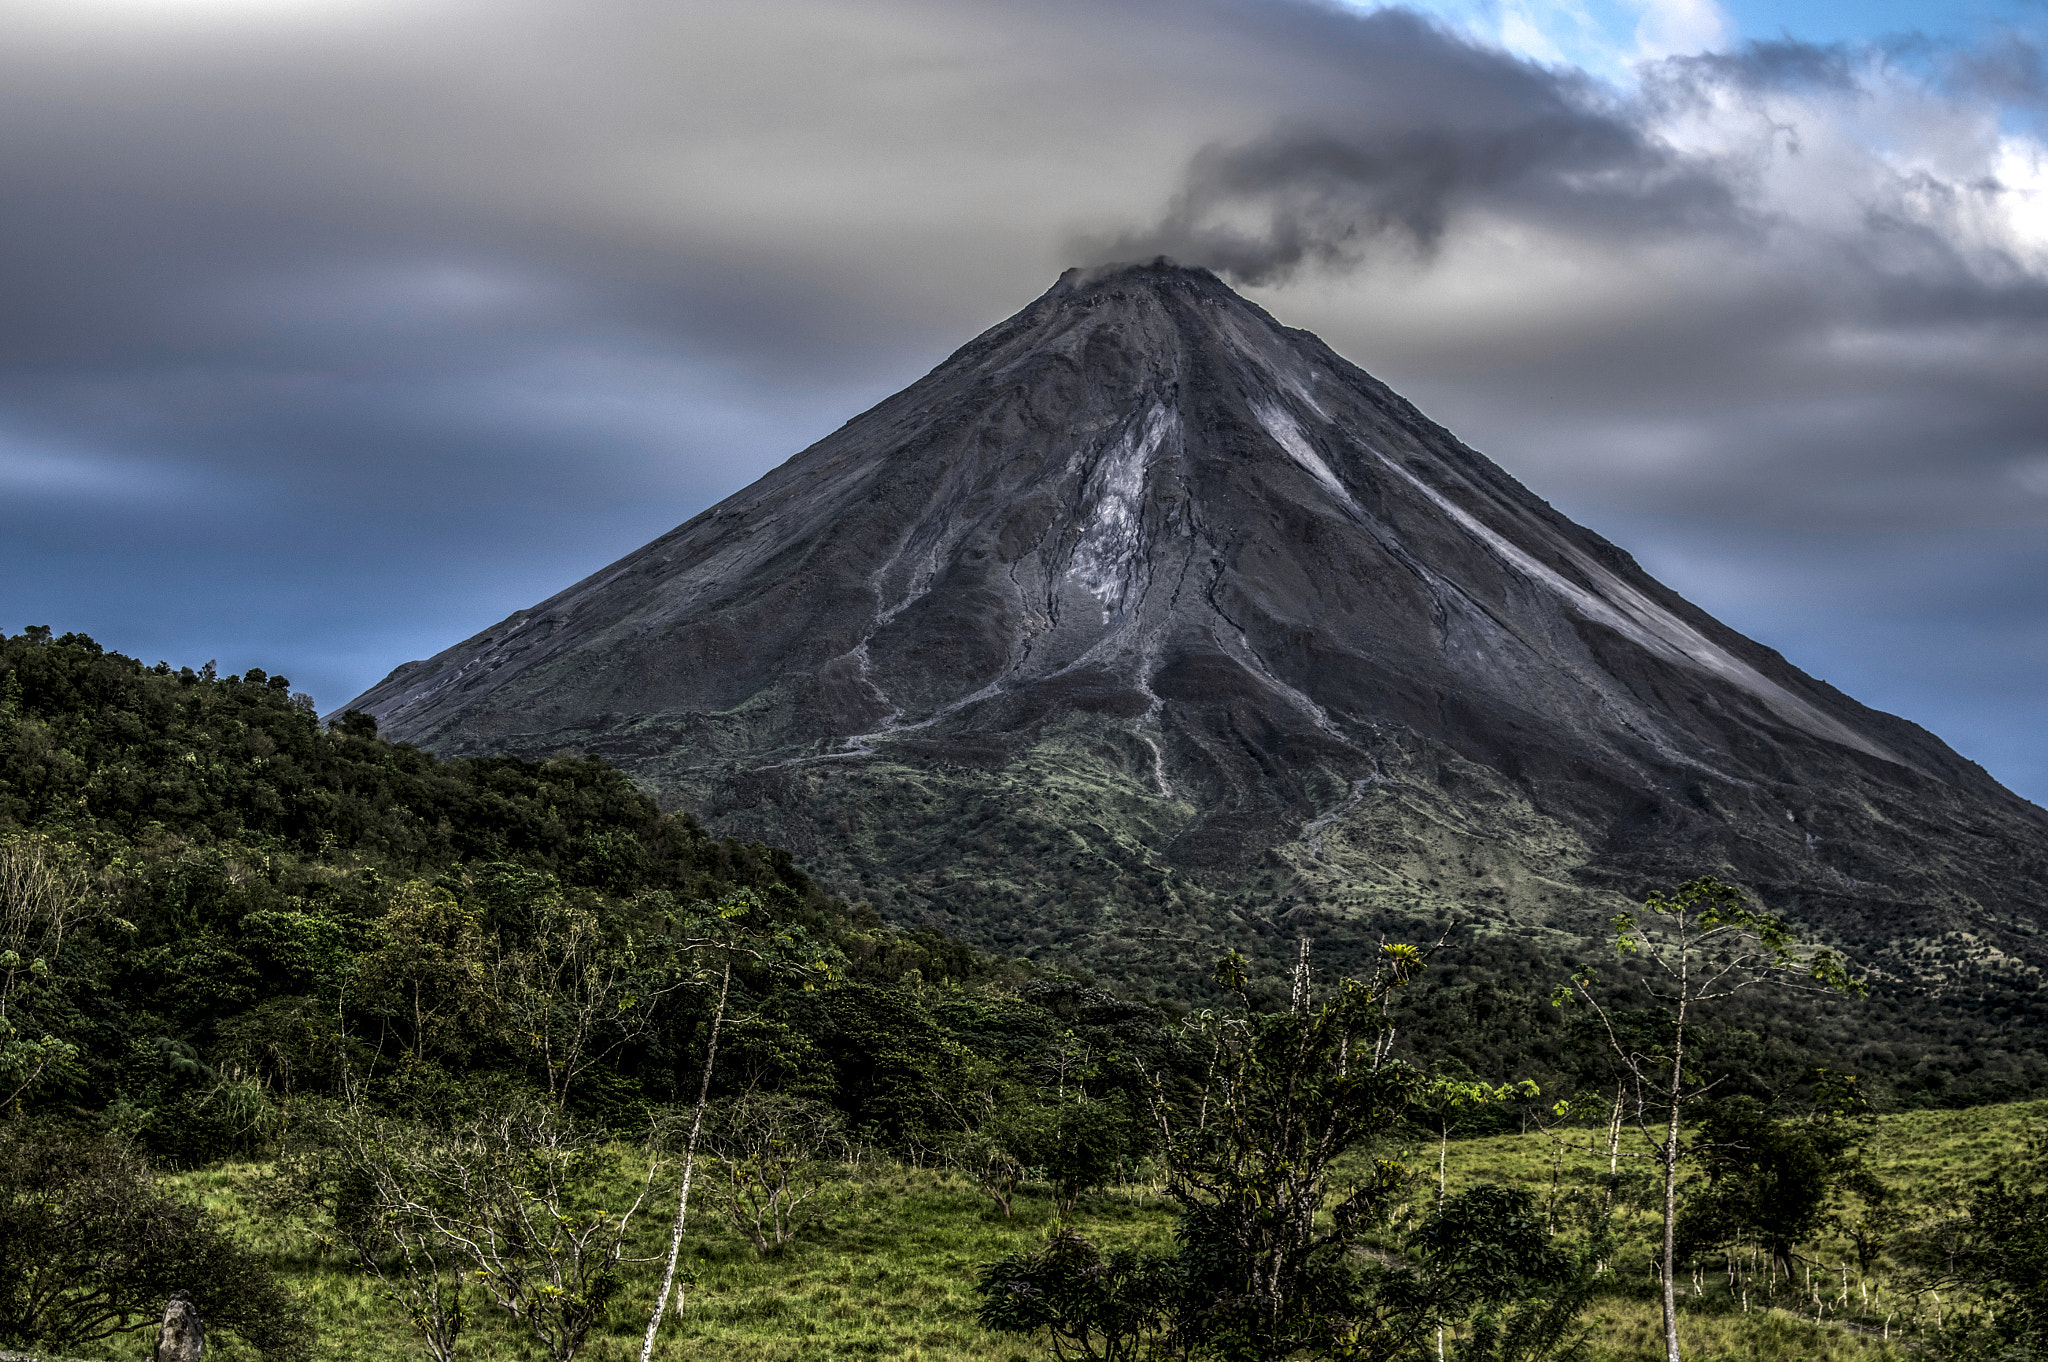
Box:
492;893;660;1107
951;1089;1134;1220
1674;1077;1887;1282
332;709;379;739
1403;1075;1545;1362
1414;1072;1539;1200
1908;1136;2048;1359
1028;1029;1134;1216
936;1051;1041;1219
978;1185;1597;1362
981;939;1587;1362
703;1092;848;1253
1675;1098;1829;1281
0;834;94;1108
1041;1094;1134;1218
0;1125;307;1358
1551;877;1862;1362
976;1228;1180;1362
357;881;489;1071
292;1100;657;1362
949;1121;1030;1217
1135;941;1423;1359
1387;1184;1605;1362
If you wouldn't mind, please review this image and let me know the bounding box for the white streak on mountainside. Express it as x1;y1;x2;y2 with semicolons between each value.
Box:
1069;404;1174;619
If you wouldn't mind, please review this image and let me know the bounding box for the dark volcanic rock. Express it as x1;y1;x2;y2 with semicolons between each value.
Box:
346;261;2048;982
154;1291;203;1362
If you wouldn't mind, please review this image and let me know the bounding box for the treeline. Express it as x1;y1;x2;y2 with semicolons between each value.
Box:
1386;930;2048;1116
0;628;1175;1150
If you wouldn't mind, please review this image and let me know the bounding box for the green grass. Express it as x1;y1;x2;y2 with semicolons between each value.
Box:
77;1100;2044;1362
649;1168;1172;1361
1433;1099;2048;1361
139;1160;1175;1362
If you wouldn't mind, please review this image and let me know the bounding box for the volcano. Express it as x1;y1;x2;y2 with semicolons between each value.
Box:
346;261;2048;983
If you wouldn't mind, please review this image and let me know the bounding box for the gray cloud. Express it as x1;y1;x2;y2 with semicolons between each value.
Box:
1650;37;1861;95
0;0;2044;799
1089;116;1744;284
1092;9;1745;284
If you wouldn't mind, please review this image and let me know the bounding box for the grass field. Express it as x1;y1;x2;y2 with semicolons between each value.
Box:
65;1098;2039;1362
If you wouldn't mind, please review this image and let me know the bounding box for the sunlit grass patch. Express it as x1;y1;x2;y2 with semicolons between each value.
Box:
77;1101;2041;1361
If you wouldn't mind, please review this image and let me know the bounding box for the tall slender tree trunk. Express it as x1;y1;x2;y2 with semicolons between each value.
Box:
1660;991;1688;1362
1607;1082;1624;1178
639;959;731;1362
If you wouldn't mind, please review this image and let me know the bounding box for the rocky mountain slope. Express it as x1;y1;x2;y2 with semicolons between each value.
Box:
346;261;2048;989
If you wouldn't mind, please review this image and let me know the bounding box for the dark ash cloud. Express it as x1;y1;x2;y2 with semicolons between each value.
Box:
1096;117;1742;285
1092;10;1744;285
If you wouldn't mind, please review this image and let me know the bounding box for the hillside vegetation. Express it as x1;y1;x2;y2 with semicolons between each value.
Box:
3;625;2047;1362
0;626;1045;1152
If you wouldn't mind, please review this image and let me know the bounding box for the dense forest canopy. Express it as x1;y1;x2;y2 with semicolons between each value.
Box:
0;622;2041;1165
0;625;1084;1159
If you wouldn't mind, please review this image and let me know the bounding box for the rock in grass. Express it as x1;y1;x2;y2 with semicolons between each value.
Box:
154;1291;204;1362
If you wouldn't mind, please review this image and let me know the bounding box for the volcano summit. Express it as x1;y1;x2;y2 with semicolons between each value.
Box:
347;261;2047;982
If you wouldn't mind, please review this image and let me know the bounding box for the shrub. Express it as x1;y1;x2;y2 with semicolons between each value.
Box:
0;1124;308;1357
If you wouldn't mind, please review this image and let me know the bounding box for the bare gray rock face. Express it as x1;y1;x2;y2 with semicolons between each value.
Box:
155;1291;203;1362
345;261;2047;982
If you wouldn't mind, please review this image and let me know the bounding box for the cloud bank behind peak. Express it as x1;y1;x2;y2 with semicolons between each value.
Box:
0;0;2045;795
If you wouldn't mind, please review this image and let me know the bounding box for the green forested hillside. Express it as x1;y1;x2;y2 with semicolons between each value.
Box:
0;626;1094;1160
3;623;2039;1141
6;624;2048;1362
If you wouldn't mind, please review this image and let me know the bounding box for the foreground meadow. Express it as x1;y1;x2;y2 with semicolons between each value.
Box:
59;1098;2027;1362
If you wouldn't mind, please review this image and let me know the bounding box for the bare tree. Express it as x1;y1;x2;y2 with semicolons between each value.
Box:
338;1207;468;1362
0;834;91;983
0;834;94;1106
494;897;665;1107
639;957;729;1362
638;890;828;1362
310;1100;659;1362
1551;877;1861;1362
704;1093;849;1254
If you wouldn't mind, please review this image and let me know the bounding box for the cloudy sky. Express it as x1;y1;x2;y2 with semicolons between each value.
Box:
5;0;2047;803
